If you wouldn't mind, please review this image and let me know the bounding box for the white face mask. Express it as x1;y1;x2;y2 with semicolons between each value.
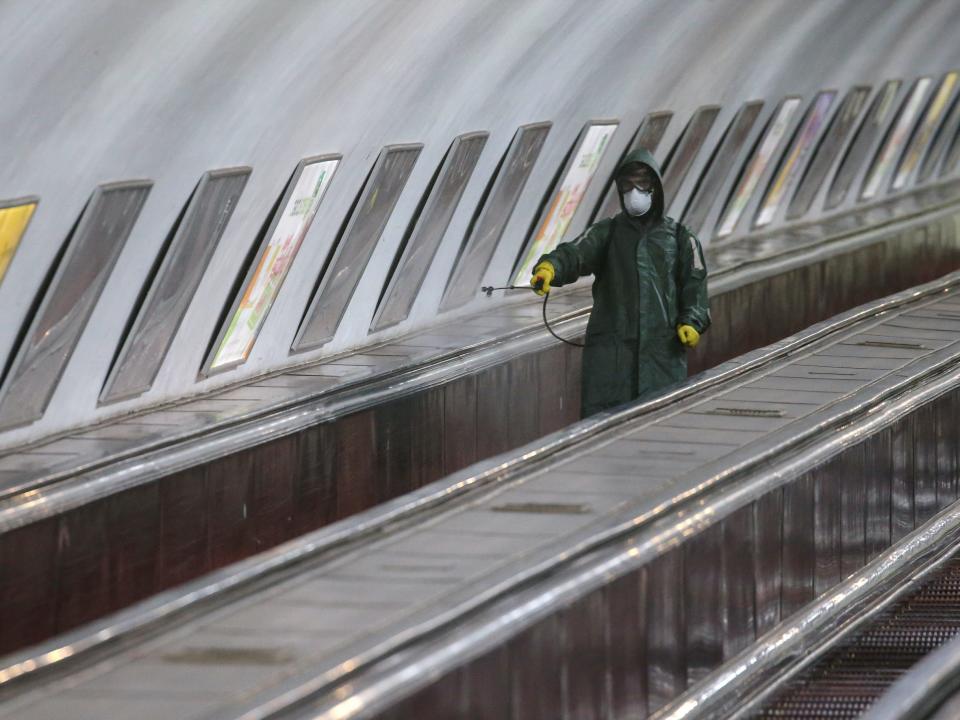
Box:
623;187;652;216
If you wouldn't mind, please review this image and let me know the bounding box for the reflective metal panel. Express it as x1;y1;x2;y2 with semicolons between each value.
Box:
0;197;38;288
860;77;932;199
294;144;422;350
913;403;938;525
101;168;250;403
781;472;815;617
864;428;892;562
935;394;958;510
754;489;783;636
920;87;960;182
205;155;340;373
512;120;617;284
788;86;871;219
682;101;763;235
661;105;720;211
826;80;902;209
716;97;802;237
755;91;837;227
893;72;959;189
371;133;487;332
813;460;842;596
685;523;723;685
891;415;916;542
439;123;550;311
839;447;866;580
593;111;672;221
722;505;757;660
0;181;151;429
647;547;685;712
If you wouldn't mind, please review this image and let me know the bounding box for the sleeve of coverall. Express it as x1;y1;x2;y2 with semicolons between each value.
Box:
677;224;711;332
536;218;613;286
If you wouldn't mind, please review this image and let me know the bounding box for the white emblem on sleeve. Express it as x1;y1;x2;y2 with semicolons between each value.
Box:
690;234;704;270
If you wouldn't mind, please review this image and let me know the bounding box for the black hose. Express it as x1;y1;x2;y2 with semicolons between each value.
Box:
479;285;585;348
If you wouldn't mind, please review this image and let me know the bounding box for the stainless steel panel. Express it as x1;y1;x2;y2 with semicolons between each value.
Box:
475;362;511;458
826;80;902;209
439;123;551;311
913;402;938;524
608;569;647;718
562;591;611;720
636;425;767;446
101;168;250;403
788;86;872;219
936;392;958;509
747;375;862;393
891;414;916;541
782;472;815;617
813;459;842;596
661;105;720;213
683;101;764;234
509;614;564;718
722;505;757;659
594;111;673;221
685;523;723;685
647;547;685;713
840;445;867;579
460;646;510;720
371;133;487;331
864;427;893;561
754;489;783;636
294;144;422;350
0;181;151;429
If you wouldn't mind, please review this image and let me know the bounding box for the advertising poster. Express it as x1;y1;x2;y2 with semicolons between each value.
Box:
718;97;801;237
0;200;36;285
892;72;958;189
862;78;932;199
211;158;339;370
513;122;617;284
755;91;836;226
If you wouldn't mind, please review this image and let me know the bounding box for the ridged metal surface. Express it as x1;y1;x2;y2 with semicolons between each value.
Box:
755;557;960;719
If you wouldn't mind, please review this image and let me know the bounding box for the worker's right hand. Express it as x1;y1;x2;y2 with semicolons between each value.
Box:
531;261;555;296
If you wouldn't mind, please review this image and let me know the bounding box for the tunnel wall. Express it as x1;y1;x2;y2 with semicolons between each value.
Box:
3;208;959;655
1;1;960;444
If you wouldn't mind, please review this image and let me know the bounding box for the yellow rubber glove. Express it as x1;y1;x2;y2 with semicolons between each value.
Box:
531;261;555;296
677;324;700;348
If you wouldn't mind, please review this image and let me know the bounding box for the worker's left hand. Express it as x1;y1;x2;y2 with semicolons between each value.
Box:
677;324;700;348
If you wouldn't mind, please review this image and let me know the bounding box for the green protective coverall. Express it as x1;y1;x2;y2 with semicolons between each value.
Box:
537;148;711;417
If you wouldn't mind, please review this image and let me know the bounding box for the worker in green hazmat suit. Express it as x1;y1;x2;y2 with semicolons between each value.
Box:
531;147;710;417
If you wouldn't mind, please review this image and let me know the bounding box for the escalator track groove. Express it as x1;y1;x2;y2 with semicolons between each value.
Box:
756;557;960;719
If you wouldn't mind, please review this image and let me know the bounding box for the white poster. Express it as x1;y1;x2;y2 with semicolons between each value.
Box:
211;158;339;369
893;72;957;189
862;78;932;199
513;122;617;284
717;97;801;237
755;91;836;227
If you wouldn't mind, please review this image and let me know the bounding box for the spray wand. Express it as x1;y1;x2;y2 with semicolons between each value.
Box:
480;281;585;348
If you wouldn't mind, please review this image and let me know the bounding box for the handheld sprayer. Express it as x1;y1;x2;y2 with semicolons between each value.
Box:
480;281;584;347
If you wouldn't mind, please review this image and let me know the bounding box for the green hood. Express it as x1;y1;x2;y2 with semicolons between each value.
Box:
616;147;665;221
